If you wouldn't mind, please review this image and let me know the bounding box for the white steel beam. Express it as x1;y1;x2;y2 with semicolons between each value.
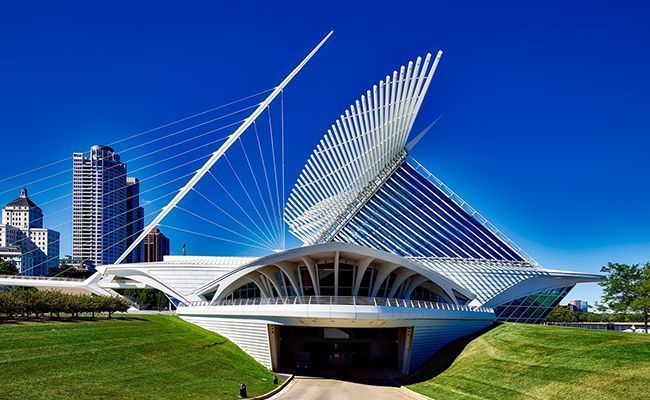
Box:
115;31;333;264
300;255;320;296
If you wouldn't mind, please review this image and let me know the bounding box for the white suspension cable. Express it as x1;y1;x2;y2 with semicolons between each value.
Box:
0;87;273;185
222;153;281;249
206;170;279;248
9;167;199;270
266;105;283;247
237;136;279;241
280;90;286;250
28;121;239;206
90;205;172;259
158;224;273;252
116;30;333;264
190;188;277;250
2;109;249;198
18;195;175;275
253;121;280;236
175;206;276;251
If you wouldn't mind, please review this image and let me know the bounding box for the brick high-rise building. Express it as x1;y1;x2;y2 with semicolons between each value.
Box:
144;228;170;262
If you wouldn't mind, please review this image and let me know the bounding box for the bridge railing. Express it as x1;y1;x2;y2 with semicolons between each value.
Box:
181;296;493;313
0;275;85;282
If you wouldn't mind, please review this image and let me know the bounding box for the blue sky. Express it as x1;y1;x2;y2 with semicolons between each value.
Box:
1;1;649;305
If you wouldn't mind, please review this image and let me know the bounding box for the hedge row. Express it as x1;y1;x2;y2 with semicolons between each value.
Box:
0;288;130;319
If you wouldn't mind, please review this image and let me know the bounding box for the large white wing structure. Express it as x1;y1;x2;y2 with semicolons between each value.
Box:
284;52;443;245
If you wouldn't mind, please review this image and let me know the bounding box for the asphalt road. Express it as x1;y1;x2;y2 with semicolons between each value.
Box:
269;376;425;400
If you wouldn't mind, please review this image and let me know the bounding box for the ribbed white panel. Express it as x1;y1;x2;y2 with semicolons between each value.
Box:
161;256;257;265
148;268;236;295
180;316;272;368
412;257;546;304
410;319;491;371
120;256;254;296
285;52;442;245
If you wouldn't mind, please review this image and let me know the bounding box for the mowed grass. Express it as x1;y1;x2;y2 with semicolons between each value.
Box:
408;323;650;400
0;315;276;399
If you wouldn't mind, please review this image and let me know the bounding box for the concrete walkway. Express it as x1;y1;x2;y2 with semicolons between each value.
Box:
269;376;426;400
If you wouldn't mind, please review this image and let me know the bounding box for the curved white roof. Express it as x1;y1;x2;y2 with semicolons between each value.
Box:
412;257;601;306
284;52;443;244
195;242;475;304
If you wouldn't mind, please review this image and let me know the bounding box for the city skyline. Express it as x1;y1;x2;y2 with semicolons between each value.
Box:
1;1;649;305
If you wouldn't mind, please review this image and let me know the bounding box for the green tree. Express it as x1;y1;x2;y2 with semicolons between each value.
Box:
0;290;19;317
600;262;650;333
155;291;168;311
546;306;576;322
0;259;19;275
106;296;130;318
630;266;650;332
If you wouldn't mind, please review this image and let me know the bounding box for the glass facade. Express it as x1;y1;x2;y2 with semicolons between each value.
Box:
494;286;574;324
331;162;524;261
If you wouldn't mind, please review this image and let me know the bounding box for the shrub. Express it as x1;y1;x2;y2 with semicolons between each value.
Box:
0;289;130;320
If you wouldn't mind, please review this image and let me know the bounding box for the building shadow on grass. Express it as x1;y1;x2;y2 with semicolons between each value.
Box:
112;316;150;322
200;340;228;349
1;315;151;324
399;322;501;385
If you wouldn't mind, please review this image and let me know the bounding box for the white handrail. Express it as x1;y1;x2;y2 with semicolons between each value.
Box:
181;296;494;313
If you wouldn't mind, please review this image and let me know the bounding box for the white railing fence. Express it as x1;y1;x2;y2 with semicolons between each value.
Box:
181;296;493;313
0;274;84;282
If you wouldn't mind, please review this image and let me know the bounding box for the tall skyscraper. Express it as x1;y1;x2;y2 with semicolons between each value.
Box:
144;228;170;262
72;145;142;266
125;177;144;263
0;188;59;275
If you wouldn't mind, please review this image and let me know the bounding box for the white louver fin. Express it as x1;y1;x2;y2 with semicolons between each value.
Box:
285;51;443;244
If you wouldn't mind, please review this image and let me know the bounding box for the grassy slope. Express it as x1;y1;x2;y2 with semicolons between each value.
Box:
409;323;650;400
0;315;276;399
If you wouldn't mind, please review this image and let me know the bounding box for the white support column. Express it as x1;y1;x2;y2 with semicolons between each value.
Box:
388;269;417;298
245;275;271;299
300;256;320;296
352;256;375;296
115;31;333;264
333;251;339;297
275;262;303;297
403;275;428;299
258;267;286;297
259;273;274;296
370;263;400;297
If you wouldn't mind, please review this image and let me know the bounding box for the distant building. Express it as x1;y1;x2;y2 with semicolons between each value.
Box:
144;228;170;262
0;246;33;273
0;188;59;275
568;300;588;313
72;145;142;266
60;255;75;265
125;177;144;263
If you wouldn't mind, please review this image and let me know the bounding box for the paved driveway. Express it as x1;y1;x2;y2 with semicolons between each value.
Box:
269;376;426;400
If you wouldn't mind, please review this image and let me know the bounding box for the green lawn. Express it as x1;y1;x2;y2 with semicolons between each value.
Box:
0;315;277;399
408;323;650;400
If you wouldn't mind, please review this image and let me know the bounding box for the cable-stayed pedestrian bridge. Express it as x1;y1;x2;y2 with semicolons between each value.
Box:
0;31;601;375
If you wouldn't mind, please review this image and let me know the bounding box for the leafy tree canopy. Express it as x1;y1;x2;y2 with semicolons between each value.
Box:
0;259;19;275
546;306;576;323
600;262;650;332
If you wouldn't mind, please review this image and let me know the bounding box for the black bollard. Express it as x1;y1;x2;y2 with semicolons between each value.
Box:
239;383;247;398
273;375;279;385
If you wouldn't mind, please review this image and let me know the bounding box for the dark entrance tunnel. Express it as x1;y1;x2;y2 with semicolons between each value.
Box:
275;326;401;376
